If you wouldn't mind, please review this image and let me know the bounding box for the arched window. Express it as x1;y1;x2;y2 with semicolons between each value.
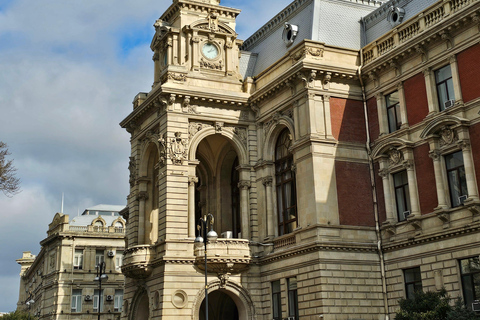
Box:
231;157;240;238
275;129;297;236
115;221;124;229
93;220;104;232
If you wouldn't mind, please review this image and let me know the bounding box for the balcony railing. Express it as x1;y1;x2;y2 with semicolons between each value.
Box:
362;0;477;65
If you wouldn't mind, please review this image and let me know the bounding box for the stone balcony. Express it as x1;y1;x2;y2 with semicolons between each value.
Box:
121;245;154;279
194;239;251;276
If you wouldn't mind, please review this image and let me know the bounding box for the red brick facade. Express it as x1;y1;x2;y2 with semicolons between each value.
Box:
414;143;437;214
367;97;379;141
457;43;480;103
330;97;366;143
404;72;429;126
336;161;375;227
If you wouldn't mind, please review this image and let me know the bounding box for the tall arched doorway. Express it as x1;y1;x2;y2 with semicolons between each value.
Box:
199;291;239;320
132;292;149;320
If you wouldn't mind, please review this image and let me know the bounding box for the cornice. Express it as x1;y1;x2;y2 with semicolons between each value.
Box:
160;0;240;24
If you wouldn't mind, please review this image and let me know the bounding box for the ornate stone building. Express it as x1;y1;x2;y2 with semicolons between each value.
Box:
16;205;126;320
120;0;480;319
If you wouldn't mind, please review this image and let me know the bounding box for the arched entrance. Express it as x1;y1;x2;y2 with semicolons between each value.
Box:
132;292;149;320
199;291;239;320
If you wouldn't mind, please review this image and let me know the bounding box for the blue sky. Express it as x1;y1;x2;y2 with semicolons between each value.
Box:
0;0;292;312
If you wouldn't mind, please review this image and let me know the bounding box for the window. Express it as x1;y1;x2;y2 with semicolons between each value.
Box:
94;220;104;232
288;278;299;319
393;171;411;221
114;221;124;230
95;250;105;267
115;251;124;270
435;65;455;110
275;129;297;236
73;249;83;270
71;289;82;312
231;157;241;238
272;280;282;320
404;267;422;299
386;91;401;133
93;289;104;312
114;289;124;312
445;151;467;207
460;257;480;310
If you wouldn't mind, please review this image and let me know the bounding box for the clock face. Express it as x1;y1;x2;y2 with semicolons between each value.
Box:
202;42;219;59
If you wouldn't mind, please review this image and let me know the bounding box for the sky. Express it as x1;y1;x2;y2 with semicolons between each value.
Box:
0;0;293;312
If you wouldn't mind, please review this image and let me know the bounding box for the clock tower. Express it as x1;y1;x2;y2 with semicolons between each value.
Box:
150;0;243;90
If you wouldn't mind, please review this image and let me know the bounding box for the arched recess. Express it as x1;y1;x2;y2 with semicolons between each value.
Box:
189;126;249;239
191;280;256;320
129;287;150;320
371;137;414;159
138;142;160;245
420;115;469;139
263;116;295;162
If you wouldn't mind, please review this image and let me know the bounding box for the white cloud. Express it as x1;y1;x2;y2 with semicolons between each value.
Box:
0;0;288;312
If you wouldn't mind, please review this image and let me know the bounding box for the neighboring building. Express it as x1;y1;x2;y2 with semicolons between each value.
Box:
16;205;126;320
119;0;480;319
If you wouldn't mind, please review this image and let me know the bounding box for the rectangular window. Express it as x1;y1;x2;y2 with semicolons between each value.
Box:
93;289;104;312
386;91;401;133
404;267;422;299
445;151;467;207
73;249;83;270
95;250;105;267
394;170;411;221
115;251;124;270
272;280;282;320
288;278;299;319
114;289;124;312
435;65;455;110
71;289;82;313
460;257;480;310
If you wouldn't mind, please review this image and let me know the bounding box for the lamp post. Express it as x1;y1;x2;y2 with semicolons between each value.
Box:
194;214;218;320
94;261;108;320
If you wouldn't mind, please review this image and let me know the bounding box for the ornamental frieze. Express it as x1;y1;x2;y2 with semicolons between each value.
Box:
200;58;223;70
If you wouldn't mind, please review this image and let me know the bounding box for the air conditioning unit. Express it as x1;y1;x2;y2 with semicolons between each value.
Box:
287;317;296;320
403;211;411;217
221;231;233;239
444;99;455;109
106;295;114;301
107;251;115;257
459;195;468;204
84;295;92;301
472;301;480;312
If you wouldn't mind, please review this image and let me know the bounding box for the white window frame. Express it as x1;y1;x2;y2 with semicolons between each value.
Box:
71;289;82;312
114;290;123;312
73;249;83;270
115;251;124;270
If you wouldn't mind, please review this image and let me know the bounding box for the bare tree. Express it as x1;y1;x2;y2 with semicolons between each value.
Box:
0;141;20;197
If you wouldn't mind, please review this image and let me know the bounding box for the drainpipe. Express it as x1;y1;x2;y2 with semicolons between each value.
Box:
359;16;390;320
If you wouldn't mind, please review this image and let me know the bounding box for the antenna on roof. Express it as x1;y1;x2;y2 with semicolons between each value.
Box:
61;192;64;213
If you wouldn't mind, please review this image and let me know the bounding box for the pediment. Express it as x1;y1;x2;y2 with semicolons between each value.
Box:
190;19;236;36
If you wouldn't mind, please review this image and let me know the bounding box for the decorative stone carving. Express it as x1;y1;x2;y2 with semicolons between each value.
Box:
368;71;378;88
378;168;390;178
159;133;167;167
388;148;403;165
200;58;223;70
239;110;249;120
215;122;224;132
324;72;332;87
182;96;198;114
415;44;427;62
439;126;456;146
439;30;452;49
188;176;199;186
128;157;137;187
238;180;251;190
207;10;219;31
219;272;231;288
457;139;470;151
428;149;441;161
234;127;248;146
189;122;211;140
262;176;273;186
169;132;188;165
167;72;187;82
138;191;149;201
402;160;414;170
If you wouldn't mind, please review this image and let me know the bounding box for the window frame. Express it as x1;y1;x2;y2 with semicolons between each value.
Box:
272;280;282;320
435;64;455;111
71;289;82;313
115;250;124;270
73;249;83;270
114;289;124;312
386;91;402;133
93;289;104;312
459;256;480;310
404;267;423;299
445;151;468;208
287;277;299;319
393;170;411;221
95;250;105;268
275;129;297;236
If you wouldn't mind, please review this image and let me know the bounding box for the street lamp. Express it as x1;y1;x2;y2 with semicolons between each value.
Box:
194;214;218;320
94;261;108;320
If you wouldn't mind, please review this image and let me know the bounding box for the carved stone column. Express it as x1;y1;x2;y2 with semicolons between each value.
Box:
379;161;395;223
263;176;275;238
449;55;464;105
423;68;438;114
404;160;420;216
429;150;448;209
238;180;251;240
188;176;199;237
376;93;388;136
397;83;409;128
137;191;148;244
459;140;479;201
